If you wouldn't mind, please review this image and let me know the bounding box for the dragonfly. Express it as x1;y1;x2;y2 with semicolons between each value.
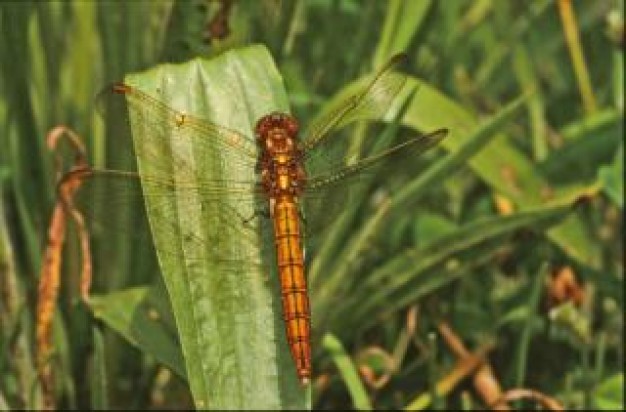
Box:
62;53;447;385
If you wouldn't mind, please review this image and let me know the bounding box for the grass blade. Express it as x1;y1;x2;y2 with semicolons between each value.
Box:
322;333;372;410
373;0;432;66
90;326;108;410
337;203;574;332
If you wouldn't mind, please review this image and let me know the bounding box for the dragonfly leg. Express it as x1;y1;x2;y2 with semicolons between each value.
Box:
298;209;307;225
242;208;270;227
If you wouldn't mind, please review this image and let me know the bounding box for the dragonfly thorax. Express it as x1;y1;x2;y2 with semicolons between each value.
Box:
256;112;306;198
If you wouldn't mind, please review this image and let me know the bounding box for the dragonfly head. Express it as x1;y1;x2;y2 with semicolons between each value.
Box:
255;112;299;140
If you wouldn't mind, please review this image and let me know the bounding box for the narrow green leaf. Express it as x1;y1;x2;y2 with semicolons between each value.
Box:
559;108;621;141
598;144;623;208
373;0;432;67
0;187;41;410
541;112;621;183
512;45;548;161
514;263;549;388
340;203;573;329
90;327;108;410
309;87;420;288
53;310;76;409
304;69;599;269
322;333;372;411
314;92;529;320
612;38;623;110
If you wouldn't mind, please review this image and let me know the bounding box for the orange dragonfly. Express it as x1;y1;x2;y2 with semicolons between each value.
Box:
63;53;447;385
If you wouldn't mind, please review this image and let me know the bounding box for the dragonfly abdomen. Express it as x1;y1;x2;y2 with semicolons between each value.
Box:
272;197;311;385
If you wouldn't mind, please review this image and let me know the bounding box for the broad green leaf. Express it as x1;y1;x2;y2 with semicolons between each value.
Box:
121;45;308;409
412;212;458;245
89;286;185;379
593;373;624;410
548;301;592;344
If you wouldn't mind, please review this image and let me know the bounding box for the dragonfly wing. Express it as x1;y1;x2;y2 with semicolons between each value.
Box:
65;167;265;268
306;129;448;191
87;82;270;276
302;129;448;238
97;83;259;177
299;54;409;155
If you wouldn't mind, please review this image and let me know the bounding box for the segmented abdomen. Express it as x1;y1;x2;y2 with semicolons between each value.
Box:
272;197;311;384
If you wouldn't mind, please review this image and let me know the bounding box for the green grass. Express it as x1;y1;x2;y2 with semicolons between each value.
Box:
0;0;622;410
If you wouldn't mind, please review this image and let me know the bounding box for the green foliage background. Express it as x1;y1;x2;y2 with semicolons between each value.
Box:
0;0;622;410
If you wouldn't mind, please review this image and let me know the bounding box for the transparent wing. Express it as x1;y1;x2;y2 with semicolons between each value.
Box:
82;83;274;282
97;83;259;177
306;129;448;191
301;128;449;238
298;54;408;155
64;167;265;269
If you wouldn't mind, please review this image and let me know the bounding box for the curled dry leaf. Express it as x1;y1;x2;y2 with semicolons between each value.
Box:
473;364;509;411
356;347;395;389
547;265;585;308
496;388;564;411
36;126;92;410
437;321;508;410
357;305;420;390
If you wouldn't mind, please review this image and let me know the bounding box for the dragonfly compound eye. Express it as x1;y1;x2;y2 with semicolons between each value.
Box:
255;115;273;138
285;116;299;137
